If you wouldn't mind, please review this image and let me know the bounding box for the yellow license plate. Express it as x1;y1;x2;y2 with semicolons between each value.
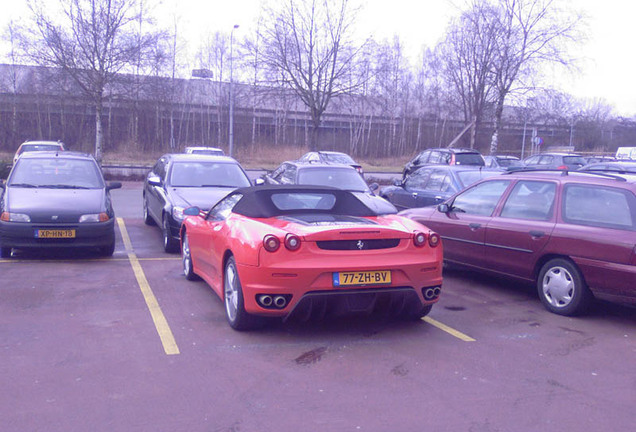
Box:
36;229;76;239
333;270;391;287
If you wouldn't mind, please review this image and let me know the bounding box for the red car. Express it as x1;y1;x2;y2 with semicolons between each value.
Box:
400;171;636;316
180;185;443;330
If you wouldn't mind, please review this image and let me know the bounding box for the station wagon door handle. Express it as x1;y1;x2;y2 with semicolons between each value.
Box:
469;223;481;230
529;230;545;238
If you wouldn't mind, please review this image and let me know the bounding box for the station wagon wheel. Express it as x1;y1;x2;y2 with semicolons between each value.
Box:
224;256;259;331
181;232;199;281
162;215;179;253
142;196;155;226
537;258;592;316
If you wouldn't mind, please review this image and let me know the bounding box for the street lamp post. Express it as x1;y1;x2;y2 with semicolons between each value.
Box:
229;24;239;158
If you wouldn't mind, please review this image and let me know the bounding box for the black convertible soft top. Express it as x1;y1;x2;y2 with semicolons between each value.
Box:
229;185;383;218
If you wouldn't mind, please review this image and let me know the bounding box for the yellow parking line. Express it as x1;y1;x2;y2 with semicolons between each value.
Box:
422;316;476;342
117;218;180;355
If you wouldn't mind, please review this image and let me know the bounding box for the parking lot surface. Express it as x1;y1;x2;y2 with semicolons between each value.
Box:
1;182;634;431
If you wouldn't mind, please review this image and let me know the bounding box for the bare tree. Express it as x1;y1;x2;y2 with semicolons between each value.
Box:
22;0;160;162
488;0;583;154
438;1;500;149
258;0;366;150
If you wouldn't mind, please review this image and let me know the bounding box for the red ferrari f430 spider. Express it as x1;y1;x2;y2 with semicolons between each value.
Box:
180;185;443;330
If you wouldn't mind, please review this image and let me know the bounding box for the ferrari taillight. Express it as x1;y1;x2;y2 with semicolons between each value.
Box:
263;235;280;252
284;233;301;251
428;232;441;248
413;231;427;247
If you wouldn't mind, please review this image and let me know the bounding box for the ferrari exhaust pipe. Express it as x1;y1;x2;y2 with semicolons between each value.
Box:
433;287;441;297
424;288;436;300
274;295;287;308
259;295;273;307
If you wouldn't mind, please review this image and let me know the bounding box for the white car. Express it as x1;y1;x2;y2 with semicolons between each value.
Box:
184;146;224;156
13;140;65;164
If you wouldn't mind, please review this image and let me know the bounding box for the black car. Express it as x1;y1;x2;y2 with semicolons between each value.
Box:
298;151;364;175
260;161;396;214
380;165;502;210
579;161;636;174
520;152;587;171
143;153;252;252
403;147;485;179
484;155;522;170
0;151;121;258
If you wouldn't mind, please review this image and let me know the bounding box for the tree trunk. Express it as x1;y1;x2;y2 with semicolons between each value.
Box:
489;96;505;155
95;99;104;164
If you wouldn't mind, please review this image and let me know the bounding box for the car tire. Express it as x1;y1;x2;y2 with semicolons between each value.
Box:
99;240;115;257
143;196;155;226
162;215;179;253
0;247;12;258
181;232;199;281
224;256;260;331
537;258;592;316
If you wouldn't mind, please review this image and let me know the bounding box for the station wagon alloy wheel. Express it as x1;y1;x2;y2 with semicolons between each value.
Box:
538;258;591;316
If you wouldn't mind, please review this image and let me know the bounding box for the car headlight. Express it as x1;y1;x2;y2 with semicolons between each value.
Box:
172;206;185;221
1;212;31;222
79;213;110;223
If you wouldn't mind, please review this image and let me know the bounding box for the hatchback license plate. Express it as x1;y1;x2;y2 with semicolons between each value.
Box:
333;270;391;287
36;229;76;239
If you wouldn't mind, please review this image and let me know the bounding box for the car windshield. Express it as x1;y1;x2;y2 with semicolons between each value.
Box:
9;158;103;188
19;144;62;155
189;149;223;156
322;153;356;164
169;161;251;187
455;153;484;165
297;167;369;191
563;156;587;165
271;192;337;211
456;170;501;188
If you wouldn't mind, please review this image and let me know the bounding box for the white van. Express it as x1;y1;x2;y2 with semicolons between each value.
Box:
615;147;636;160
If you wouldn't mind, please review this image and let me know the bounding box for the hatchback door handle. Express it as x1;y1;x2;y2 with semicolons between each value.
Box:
469;223;481;230
529;230;545;238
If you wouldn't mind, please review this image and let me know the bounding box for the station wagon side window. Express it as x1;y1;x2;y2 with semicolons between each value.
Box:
538;155;554;165
450;180;510;216
207;194;243;221
415;151;430;165
562;185;635;230
524;155;540;165
500;181;556;221
428;151;442;164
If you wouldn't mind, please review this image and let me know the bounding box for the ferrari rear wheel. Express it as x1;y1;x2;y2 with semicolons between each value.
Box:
224;256;259;331
181;232;199;281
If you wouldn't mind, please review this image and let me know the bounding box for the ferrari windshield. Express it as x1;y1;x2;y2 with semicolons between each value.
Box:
297;167;368;191
9;157;104;188
169;161;251;187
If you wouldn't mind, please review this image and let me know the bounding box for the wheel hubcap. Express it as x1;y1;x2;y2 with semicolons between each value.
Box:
182;235;191;276
542;266;574;307
163;219;169;246
225;263;238;321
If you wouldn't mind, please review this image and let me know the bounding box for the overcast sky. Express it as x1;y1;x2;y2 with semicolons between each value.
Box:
3;0;635;116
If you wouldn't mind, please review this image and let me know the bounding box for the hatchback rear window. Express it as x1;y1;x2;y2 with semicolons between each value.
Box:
563;185;635;230
455;153;485;166
563;156;586;166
